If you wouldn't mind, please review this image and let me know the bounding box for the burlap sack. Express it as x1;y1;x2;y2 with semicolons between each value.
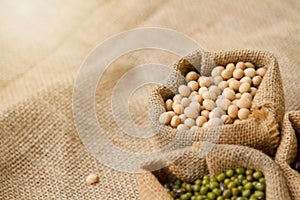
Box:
275;111;300;200
139;143;291;200
150;50;284;156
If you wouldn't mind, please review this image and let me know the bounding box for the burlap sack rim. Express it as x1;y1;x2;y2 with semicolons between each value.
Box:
276;111;299;164
149;49;282;155
275;111;300;200
138;143;291;200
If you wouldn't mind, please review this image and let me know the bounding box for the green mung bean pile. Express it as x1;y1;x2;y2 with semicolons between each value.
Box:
164;167;266;200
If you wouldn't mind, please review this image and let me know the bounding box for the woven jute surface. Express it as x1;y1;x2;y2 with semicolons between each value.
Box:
139;143;291;200
275;111;300;200
1;0;300;199
150;49;283;156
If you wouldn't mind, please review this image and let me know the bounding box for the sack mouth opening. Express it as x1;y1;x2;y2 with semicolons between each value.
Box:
149;49;281;156
141;144;289;200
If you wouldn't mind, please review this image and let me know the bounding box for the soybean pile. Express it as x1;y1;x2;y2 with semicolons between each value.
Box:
164;167;266;200
159;62;266;130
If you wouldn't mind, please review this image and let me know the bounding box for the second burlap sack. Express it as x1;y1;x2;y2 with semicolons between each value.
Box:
139;143;291;200
150;50;284;156
275;111;300;200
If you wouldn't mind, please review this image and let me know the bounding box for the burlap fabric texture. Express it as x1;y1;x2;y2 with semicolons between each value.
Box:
275;111;300;200
0;83;142;199
138;143;291;200
150;50;284;156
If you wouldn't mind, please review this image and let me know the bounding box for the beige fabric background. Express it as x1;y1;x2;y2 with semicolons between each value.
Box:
1;0;300;199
